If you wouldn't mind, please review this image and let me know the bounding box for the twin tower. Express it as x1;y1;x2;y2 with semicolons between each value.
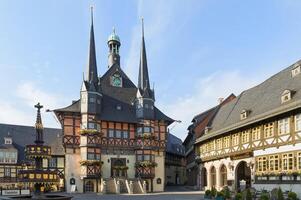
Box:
80;8;155;123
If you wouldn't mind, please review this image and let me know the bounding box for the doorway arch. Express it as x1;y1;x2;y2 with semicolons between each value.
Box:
235;161;251;190
210;166;216;188
220;164;227;187
200;167;207;190
84;180;94;193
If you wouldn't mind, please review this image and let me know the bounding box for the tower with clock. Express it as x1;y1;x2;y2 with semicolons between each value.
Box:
54;8;174;194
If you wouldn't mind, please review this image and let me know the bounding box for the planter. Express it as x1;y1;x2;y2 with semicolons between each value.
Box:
135;161;157;168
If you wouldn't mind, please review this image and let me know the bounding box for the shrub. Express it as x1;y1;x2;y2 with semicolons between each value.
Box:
216;191;224;197
260;192;269;200
245;189;252;200
211;187;217;197
222;187;231;199
234;192;242;200
277;187;284;200
288;191;297;200
205;190;212;198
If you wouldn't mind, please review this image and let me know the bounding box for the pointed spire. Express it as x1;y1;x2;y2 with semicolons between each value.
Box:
34;102;44;144
138;18;151;94
86;6;98;84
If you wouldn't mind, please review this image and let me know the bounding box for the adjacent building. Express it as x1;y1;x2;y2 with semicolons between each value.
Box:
53;11;173;193
196;61;301;196
165;133;186;186
184;94;235;189
0;123;64;191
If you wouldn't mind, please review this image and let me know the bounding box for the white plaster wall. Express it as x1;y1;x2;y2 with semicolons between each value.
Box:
153;155;165;192
65;153;83;193
203;156;255;191
101;154;136;179
254;143;301;156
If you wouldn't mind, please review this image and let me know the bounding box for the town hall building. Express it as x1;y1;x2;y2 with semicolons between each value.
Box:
53;10;174;193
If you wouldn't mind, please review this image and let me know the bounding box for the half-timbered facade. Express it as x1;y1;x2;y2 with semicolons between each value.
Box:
196;60;301;196
54;11;173;193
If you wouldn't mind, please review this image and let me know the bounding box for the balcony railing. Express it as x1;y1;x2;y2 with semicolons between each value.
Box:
18;169;60;183
63;135;80;146
25;145;51;158
135;167;155;178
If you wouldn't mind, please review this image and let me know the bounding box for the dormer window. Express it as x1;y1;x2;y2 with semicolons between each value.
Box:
116;105;122;110
281;89;292;103
110;73;122;87
292;65;301;77
4;137;12;145
240;109;250;120
204;126;211;134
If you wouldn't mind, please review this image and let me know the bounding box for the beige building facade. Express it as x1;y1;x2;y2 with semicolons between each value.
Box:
196;61;301;197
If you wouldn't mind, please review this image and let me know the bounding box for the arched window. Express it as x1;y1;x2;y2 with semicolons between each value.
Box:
210;166;216;187
220;165;227;187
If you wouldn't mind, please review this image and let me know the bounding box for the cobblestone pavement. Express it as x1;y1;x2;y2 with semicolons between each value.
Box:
71;192;204;200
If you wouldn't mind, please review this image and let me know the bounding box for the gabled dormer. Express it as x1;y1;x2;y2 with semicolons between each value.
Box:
240;109;250;120
291;64;301;77
281;89;294;104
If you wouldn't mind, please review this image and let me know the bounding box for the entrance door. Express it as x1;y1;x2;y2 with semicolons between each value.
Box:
84;181;94;193
111;158;126;177
236;161;251;190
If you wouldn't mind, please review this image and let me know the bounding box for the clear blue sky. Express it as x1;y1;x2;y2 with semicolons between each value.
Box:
1;0;301;140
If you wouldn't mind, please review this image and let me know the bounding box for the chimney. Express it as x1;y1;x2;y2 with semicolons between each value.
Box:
218;98;224;104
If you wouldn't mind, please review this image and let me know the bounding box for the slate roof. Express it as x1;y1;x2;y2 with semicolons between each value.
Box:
197;60;301;143
0;124;63;163
55;63;173;124
166;133;185;156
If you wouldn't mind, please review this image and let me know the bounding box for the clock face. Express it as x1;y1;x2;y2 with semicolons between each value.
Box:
112;74;122;87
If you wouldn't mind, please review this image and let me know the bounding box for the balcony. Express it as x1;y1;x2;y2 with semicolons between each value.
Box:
135;167;155;178
80;162;101;178
18;169;59;183
25;145;51;159
63;135;80;147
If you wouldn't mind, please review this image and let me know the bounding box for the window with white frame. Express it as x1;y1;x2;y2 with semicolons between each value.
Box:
252;127;261;141
223;136;230;148
297;152;301;170
278;118;290;135
264;123;274;138
241;131;250;144
216;139;222;150
282;153;294;171
4;167;11;177
295;114;301;132
257;156;267;172
269;155;279;172
232;134;239;146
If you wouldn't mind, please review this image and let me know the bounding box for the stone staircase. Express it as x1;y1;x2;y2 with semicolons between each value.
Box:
101;178;145;194
105;178;117;194
118;178;129;194
132;179;145;194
